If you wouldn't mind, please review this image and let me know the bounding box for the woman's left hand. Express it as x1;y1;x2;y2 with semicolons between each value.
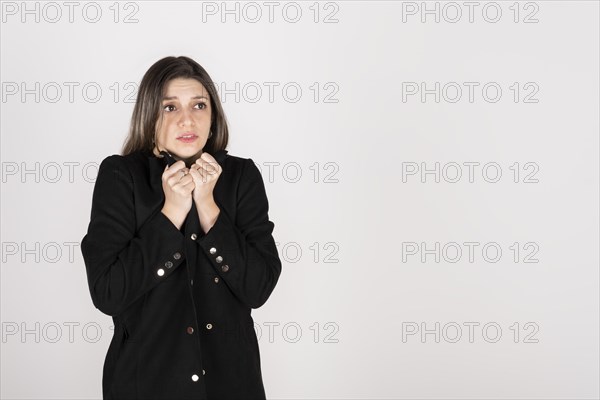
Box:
188;152;222;207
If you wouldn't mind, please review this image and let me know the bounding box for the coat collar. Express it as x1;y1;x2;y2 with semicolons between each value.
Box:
147;150;165;194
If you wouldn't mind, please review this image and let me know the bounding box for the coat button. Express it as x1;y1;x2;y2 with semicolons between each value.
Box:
165;261;173;268
221;264;229;273
209;247;217;255
191;233;197;240
187;326;194;334
157;268;165;276
215;256;223;263
203;369;206;375
206;323;213;330
191;374;199;382
173;252;181;260
214;276;219;283
190;279;194;286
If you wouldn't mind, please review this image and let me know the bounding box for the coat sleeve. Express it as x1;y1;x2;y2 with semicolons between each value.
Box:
80;155;187;316
196;158;282;309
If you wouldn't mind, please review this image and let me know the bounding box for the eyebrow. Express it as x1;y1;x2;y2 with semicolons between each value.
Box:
162;95;209;101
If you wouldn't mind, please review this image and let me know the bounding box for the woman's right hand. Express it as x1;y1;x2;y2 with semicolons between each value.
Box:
161;160;194;230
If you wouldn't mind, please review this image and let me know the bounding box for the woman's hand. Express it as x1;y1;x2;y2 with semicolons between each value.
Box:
161;160;194;230
188;152;222;206
189;152;222;233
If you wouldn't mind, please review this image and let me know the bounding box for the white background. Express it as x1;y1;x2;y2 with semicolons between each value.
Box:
1;1;599;399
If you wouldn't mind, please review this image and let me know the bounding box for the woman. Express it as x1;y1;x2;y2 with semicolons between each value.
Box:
81;56;282;400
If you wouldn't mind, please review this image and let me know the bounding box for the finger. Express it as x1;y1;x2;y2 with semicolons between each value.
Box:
195;156;219;174
167;169;191;187
188;166;208;184
172;177;195;193
183;179;196;192
197;159;217;170
181;173;196;189
188;166;200;179
164;160;188;179
166;172;186;187
196;165;212;183
180;173;193;183
200;152;217;164
178;173;194;185
167;175;180;187
167;170;183;185
195;162;219;179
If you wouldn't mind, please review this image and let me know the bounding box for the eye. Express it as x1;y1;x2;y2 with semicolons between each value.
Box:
163;104;176;112
195;102;207;110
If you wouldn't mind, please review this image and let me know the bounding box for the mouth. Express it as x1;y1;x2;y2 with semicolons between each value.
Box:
177;133;198;143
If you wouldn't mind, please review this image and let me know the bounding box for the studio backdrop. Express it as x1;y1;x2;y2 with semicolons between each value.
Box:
1;1;599;399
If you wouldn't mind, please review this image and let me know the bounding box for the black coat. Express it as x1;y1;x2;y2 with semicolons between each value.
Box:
80;148;282;399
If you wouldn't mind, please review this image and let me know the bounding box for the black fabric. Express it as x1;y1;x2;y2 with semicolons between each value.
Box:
81;149;282;399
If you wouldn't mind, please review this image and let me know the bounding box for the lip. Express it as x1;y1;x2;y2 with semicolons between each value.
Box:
177;133;198;143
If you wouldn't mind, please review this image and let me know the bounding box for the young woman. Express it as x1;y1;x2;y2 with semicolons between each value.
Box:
81;56;282;399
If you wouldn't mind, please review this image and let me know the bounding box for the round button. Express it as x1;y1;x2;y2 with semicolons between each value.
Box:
214;276;219;283
209;247;217;255
191;233;198;240
187;326;194;334
190;279;194;285
165;261;173;268
215;256;223;263
173;252;181;260
221;264;229;273
202;369;206;375
157;268;165;276
191;374;199;382
206;323;213;330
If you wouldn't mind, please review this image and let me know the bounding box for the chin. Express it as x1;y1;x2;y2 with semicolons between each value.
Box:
172;141;199;151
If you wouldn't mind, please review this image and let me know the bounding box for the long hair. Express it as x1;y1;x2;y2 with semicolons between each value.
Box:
121;56;229;156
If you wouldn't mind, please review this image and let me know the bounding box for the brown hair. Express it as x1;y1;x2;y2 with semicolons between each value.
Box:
121;56;229;156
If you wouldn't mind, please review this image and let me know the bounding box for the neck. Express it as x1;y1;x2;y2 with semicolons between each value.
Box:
177;151;203;168
153;147;203;168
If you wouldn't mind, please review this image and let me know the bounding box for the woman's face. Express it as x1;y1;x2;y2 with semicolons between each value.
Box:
154;77;212;160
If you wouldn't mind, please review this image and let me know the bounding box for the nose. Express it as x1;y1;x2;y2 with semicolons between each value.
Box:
178;107;195;127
